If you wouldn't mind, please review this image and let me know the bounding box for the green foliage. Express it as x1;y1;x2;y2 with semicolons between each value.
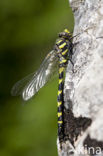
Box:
0;0;74;155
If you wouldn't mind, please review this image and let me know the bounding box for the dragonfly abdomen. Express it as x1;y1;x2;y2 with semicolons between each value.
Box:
57;66;64;141
56;29;73;143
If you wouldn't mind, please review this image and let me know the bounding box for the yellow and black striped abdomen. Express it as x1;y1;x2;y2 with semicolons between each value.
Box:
55;38;69;141
55;29;73;143
57;66;64;140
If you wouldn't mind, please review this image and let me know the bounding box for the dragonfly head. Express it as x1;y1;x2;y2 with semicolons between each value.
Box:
59;29;72;40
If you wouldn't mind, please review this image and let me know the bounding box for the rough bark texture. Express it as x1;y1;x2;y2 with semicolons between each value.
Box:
57;0;103;155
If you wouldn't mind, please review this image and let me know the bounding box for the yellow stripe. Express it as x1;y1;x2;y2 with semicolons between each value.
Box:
59;79;63;84
57;101;62;107
58;90;62;95
58;121;63;124
58;112;62;118
56;40;62;44
59;42;66;49
64;29;70;33
59;67;64;74
60;59;67;64
62;49;68;55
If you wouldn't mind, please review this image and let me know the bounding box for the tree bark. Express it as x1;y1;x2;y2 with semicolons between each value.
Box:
57;0;103;155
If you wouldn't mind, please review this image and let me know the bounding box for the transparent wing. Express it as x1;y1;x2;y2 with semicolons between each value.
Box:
11;50;58;101
11;73;36;96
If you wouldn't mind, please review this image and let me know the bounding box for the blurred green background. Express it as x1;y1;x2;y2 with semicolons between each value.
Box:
0;0;74;156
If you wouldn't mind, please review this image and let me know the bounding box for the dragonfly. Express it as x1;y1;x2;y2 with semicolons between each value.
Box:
11;29;73;143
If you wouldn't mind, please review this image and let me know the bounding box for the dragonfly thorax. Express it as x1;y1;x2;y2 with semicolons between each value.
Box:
55;36;72;66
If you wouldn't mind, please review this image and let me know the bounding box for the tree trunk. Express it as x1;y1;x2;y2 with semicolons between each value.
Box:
57;0;103;155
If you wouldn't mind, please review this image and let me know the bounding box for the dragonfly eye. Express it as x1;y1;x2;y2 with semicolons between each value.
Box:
58;29;72;40
59;32;72;40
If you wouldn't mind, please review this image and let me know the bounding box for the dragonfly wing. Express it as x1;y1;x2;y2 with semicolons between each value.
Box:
11;50;58;101
11;72;36;96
